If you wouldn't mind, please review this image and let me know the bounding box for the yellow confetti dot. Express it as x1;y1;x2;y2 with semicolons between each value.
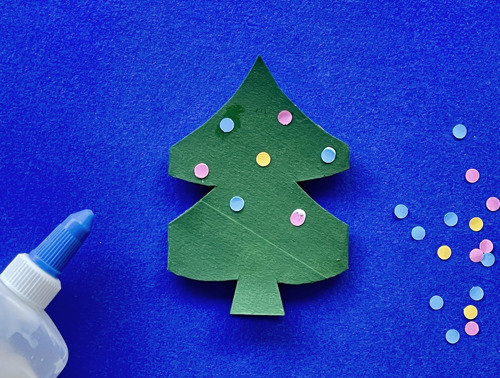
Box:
437;245;452;260
256;152;271;167
464;305;478;320
469;217;483;232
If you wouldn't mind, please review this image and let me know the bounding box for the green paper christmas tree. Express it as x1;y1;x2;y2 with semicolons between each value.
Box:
169;57;349;316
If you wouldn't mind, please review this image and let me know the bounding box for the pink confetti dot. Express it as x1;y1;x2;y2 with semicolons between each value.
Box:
194;163;209;179
469;248;484;263
479;239;494;254
465;169;480;183
486;197;500;212
277;110;293;125
290;209;306;227
465;321;479;336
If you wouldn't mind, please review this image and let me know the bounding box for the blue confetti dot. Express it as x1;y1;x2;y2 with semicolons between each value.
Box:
469;286;484;301
444;212;458;227
229;196;245;212
481;253;495;267
220;118;235;133
429;295;444;310
321;147;336;163
453;124;467;140
411;226;426;241
446;329;460;344
394;204;408;219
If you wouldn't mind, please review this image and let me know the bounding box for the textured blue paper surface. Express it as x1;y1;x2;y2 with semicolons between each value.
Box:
1;1;499;376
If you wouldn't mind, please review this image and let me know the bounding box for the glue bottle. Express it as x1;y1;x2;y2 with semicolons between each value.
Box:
0;210;94;378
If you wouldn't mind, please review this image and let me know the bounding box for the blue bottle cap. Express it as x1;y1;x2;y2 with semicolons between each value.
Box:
29;210;94;277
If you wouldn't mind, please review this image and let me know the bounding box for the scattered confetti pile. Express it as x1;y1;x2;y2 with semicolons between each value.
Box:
394;124;497;343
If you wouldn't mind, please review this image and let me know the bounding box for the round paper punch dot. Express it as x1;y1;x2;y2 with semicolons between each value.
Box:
446;329;460;344
437;245;452;260
411;226;426;241
469;217;483;232
321;147;336;164
277;110;293;125
465;321;479;336
463;305;478;320
193;163;209;179
486;197;500;212
219;118;234;133
465;169;480;184
469;249;484;263
453;124;467;140
444;212;458;227
229;196;245;212
469;286;484;301
479;239;493;254
290;209;306;227
256;152;271;167
481;253;495;267
394;204;408;219
429;295;444;310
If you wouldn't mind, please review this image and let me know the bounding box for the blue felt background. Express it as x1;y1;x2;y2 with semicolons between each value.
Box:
1;1;499;376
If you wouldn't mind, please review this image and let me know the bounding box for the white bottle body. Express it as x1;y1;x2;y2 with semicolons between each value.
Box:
0;280;68;378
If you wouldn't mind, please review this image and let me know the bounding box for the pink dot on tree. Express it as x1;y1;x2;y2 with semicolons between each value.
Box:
194;163;209;179
465;169;480;183
290;209;306;226
486;197;500;212
277;110;293;125
469;248;484;263
479;239;493;254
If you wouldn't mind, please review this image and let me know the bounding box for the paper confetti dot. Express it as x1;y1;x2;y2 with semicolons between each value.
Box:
453;124;467;139
479;239;493;254
481;253;495;267
465;321;479;336
277;110;293;125
444;212;458;227
229;196;245;212
219;118;235;133
469;217;483;232
465;169;480;183
486;197;500;212
446;329;460;344
463;305;478;320
290;209;306;227
193;163;209;179
256;152;271;167
469;249;484;263
469;286;484;301
437;245;452;260
429;295;444;310
411;226;426;241
321;147;337;164
394;204;408;219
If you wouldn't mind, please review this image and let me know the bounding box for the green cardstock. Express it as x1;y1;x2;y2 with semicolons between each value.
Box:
169;57;349;316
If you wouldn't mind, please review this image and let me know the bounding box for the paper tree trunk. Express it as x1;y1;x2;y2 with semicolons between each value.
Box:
168;57;349;316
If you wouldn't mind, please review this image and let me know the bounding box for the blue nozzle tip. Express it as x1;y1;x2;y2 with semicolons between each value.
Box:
61;209;94;243
29;210;94;277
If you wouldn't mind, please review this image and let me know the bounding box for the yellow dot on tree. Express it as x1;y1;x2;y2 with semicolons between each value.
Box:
464;305;478;320
437;245;451;260
256;152;271;167
469;217;483;232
